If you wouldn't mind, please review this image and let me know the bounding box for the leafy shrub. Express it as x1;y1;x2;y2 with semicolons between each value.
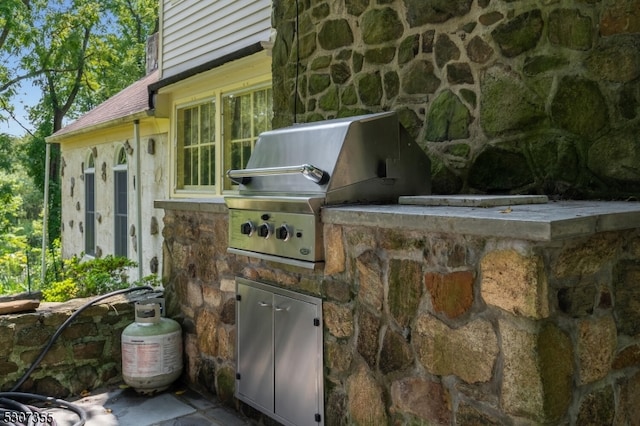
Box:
42;278;78;302
42;255;138;302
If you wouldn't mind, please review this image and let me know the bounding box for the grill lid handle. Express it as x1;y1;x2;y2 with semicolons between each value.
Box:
227;164;330;185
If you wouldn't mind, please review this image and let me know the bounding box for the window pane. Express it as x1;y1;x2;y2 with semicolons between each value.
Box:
177;100;216;190
231;141;241;171
254;90;269;134
229;96;242;140
117;147;127;165
200;145;210;186
223;86;273;190
84;172;95;256
114;170;128;257
191;147;199;185
242;141;252;169
190;109;198;146
183;147;192;186
241;94;251;139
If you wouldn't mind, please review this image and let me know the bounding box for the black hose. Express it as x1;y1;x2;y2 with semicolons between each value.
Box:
0;286;156;426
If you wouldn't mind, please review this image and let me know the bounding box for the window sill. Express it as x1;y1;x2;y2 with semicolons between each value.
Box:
154;197;228;213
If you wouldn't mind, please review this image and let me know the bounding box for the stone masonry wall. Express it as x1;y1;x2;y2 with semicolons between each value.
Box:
162;205;640;424
271;0;640;199
160;206;239;405
0;297;135;398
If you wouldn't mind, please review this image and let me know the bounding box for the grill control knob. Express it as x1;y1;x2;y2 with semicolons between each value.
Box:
258;223;273;238
240;221;255;236
275;224;293;241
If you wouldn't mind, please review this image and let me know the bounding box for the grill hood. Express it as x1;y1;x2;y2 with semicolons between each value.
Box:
225;111;431;212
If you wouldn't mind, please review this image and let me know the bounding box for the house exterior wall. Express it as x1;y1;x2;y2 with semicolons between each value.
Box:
159;0;272;79
156;51;272;198
59;120;169;281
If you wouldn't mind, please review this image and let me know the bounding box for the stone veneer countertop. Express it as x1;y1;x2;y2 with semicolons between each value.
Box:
155;197;640;241
322;198;640;241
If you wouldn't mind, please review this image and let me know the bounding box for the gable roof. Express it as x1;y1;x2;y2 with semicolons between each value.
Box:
49;70;159;139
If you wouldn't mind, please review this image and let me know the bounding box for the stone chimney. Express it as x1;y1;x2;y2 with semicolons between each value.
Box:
146;32;159;75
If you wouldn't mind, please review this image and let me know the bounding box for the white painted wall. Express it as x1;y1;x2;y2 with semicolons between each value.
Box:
160;0;272;78
59;129;169;282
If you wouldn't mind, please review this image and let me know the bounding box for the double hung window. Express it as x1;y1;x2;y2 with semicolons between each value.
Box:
175;84;272;195
177;100;216;189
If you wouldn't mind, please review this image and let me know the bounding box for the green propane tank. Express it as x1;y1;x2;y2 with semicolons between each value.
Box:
121;300;183;394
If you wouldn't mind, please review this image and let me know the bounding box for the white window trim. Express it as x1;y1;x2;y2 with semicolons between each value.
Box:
171;80;272;198
84;152;96;257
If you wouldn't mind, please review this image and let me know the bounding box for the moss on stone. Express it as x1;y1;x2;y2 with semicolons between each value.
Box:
480;65;546;137
341;85;358;105
538;323;574;422
388;259;423;328
403;0;473;26
362;7;403;44
492;9;543;57
216;366;236;406
384;71;400;99
311;2;330;20
346;0;369;16
402;60;441;94
551;77;608;138
364;47;396;64
318;20;354;50
523;55;570;76
425;90;471;141
357;72;383;106
548;8;593;50
446;143;470;158
308;73;331;95
337;107;372;118
311;55;332;70
352;52;364;73
398;35;420;64
319;85;339;111
297;31;318;60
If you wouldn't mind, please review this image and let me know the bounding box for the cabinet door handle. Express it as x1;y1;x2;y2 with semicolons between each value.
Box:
258;301;271;307
274;305;290;312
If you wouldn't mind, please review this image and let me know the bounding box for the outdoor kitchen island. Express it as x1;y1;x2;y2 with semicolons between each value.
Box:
156;196;640;425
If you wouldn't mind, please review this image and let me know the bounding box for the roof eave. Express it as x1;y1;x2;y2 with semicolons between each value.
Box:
45;110;160;143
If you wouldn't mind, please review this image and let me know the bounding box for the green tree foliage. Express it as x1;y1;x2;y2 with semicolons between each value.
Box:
0;0;157;251
0;134;44;294
0;1;157;295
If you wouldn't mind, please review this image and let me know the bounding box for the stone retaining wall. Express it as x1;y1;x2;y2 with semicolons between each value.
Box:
160;202;640;424
0;296;136;398
271;0;640;199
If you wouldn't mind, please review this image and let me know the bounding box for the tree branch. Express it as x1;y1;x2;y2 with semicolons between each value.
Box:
0;98;35;137
0;67;80;94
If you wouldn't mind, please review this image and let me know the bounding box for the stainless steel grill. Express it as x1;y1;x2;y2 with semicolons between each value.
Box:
224;111;431;268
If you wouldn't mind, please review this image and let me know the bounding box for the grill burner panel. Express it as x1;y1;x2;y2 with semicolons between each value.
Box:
224;111;431;268
228;209;323;264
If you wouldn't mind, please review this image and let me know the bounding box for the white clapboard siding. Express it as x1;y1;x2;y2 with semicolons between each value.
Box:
161;0;272;78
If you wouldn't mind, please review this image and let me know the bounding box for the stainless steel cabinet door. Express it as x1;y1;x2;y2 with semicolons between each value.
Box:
237;282;274;411
274;293;322;426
